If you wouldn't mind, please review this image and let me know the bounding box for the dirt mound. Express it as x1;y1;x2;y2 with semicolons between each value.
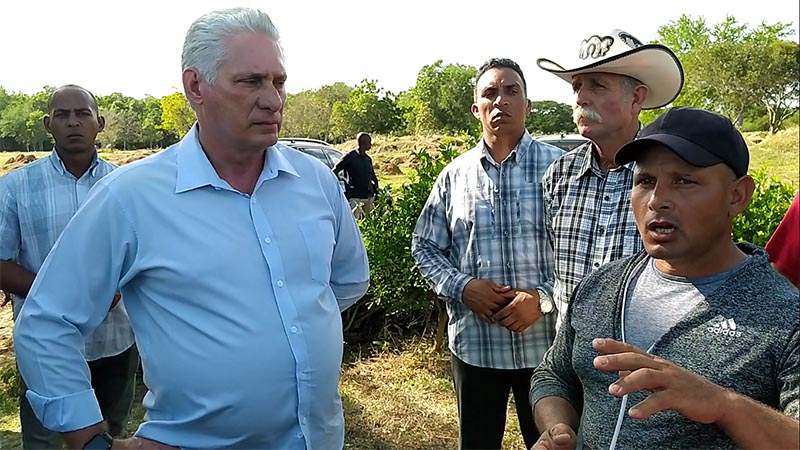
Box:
2;153;38;172
104;150;160;167
382;162;403;175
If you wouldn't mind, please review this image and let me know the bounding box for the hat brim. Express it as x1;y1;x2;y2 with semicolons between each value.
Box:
537;44;684;110
615;134;724;168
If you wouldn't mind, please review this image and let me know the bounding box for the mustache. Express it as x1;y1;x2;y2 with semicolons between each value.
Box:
573;106;604;124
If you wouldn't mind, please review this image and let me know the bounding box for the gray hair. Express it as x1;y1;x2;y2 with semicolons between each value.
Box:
619;75;644;95
181;7;283;84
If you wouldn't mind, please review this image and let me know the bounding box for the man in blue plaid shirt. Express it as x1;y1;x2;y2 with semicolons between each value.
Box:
412;58;563;450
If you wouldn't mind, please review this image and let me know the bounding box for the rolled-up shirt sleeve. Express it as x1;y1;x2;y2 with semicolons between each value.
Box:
329;178;369;311
13;182;138;432
411;172;473;304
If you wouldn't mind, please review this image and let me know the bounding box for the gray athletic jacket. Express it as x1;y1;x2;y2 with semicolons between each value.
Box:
530;244;799;449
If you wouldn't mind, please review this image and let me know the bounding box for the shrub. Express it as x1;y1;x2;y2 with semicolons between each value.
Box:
733;168;796;246
347;143;461;343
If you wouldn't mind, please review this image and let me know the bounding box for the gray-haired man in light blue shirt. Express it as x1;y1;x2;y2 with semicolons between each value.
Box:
12;7;369;450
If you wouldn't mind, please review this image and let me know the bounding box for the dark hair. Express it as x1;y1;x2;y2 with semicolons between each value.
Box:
475;58;527;95
48;84;99;114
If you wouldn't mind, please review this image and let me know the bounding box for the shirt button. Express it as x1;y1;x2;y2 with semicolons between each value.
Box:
291;326;298;333
593;262;600;268
503;230;509;237
301;416;308;425
599;227;605;234
264;237;271;244
506;261;511;268
296;432;303;439
277;280;285;287
502;200;507;206
604;195;610;201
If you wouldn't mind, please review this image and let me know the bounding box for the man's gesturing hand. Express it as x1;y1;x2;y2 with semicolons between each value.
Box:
530;423;577;450
462;279;511;323
592;338;730;424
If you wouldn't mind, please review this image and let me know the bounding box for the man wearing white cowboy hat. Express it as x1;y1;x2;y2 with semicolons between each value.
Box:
537;29;684;329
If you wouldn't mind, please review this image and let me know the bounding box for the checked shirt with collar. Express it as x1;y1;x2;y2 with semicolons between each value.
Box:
542;140;643;329
413;131;563;369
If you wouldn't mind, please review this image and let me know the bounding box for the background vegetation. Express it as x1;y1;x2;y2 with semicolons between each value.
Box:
1;15;795;151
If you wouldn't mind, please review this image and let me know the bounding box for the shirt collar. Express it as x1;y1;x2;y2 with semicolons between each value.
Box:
48;147;101;177
478;130;532;167
575;124;641;178
175;124;300;194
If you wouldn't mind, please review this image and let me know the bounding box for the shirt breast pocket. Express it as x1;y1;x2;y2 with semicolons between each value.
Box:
298;221;336;284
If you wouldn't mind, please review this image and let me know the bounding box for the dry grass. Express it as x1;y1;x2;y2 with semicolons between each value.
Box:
746;126;799;186
340;339;526;450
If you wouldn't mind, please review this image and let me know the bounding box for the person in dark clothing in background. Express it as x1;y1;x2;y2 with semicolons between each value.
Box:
333;132;379;219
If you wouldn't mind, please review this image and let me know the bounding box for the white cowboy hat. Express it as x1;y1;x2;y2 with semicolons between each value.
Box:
537;29;684;109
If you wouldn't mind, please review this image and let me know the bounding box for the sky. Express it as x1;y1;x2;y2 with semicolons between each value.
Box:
1;0;798;105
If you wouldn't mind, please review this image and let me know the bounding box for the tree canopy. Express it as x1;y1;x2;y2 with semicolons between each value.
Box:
0;15;795;151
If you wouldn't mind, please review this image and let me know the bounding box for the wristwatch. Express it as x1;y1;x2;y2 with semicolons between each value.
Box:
536;289;555;314
83;432;113;449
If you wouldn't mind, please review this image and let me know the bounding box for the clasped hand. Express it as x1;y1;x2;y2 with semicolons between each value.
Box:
462;279;542;332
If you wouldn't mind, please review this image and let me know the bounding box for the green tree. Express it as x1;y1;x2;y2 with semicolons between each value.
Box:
0;93;50;151
140;95;170;148
98;93;145;149
330;80;403;141
655;15;799;132
526;100;576;135
103;108;142;150
160;92;195;138
402;61;476;134
283;82;352;141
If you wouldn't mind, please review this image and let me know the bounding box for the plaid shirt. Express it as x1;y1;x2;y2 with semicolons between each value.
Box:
542;141;643;328
412;131;563;369
0;150;134;361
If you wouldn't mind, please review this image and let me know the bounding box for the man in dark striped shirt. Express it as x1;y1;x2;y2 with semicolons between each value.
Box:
536;29;684;328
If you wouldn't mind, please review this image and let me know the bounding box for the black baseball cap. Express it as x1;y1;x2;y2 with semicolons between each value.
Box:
615;107;749;177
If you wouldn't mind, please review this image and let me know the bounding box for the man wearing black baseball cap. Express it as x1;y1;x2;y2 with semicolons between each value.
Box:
529;107;799;450
614;106;749;177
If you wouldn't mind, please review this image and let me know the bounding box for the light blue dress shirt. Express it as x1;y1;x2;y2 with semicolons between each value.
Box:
0;150;134;360
13;126;370;450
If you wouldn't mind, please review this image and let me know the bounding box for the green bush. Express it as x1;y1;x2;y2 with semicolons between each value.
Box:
347;143;461;342
733;168;796;246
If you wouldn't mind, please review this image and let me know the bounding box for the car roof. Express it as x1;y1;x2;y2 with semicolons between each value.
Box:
533;133;588;142
278;137;333;147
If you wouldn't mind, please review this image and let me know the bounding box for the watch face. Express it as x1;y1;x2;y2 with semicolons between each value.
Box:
83;433;113;450
540;298;555;314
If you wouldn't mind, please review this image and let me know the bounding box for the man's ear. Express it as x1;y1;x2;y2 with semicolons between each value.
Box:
729;175;755;218
183;68;204;107
97;115;106;132
631;85;649;115
471;103;480;120
43;114;51;133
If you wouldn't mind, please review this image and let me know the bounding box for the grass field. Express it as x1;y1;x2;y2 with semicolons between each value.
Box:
0;128;796;449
